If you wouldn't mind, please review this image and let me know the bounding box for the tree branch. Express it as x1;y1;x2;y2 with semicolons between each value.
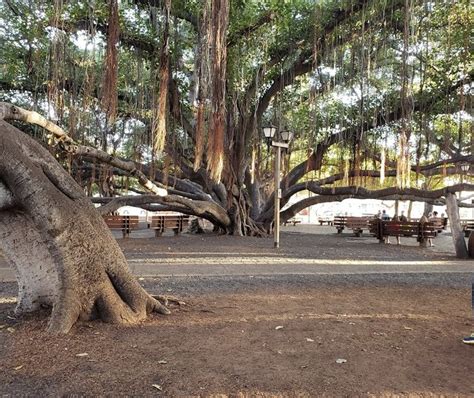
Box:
280;183;474;222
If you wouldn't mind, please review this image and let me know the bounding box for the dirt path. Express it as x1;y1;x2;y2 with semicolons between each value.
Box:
0;226;473;397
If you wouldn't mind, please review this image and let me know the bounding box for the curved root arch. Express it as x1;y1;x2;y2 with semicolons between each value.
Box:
0;121;169;333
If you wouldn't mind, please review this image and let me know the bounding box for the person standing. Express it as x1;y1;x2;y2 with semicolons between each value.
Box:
464;282;474;345
392;215;401;245
381;210;391;243
427;212;435;247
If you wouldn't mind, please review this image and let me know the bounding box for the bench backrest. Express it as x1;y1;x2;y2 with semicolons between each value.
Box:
370;220;437;238
333;216;347;227
461;219;474;228
103;215;139;229
346;216;371;229
151;215;190;229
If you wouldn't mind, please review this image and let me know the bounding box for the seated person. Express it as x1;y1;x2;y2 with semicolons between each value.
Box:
399;211;408;222
392;215;401;245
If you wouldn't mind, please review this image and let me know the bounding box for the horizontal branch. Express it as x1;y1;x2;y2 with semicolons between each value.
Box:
0;102;167;196
93;194;231;228
280;183;474;222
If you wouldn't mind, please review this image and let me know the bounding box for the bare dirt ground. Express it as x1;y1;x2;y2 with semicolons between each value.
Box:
1;225;473;397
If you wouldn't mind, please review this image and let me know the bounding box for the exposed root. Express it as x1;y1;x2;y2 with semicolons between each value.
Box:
152;294;186;307
47;295;82;334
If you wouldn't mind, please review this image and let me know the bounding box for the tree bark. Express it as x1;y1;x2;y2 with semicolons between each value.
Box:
468;231;474;259
445;192;469;259
0;121;169;333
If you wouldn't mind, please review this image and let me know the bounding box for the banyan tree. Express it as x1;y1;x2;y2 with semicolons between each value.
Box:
0;0;473;332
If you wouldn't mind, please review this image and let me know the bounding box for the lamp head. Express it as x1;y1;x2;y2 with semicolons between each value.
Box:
263;126;276;139
280;130;293;143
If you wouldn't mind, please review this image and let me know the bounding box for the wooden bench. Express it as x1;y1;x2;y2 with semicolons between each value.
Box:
103;215;139;238
369;219;437;246
284;218;302;226
461;220;474;237
346;217;371;237
150;214;190;236
333;216;347;233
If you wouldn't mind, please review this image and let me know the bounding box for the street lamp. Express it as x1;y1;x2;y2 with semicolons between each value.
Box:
263;126;293;248
263;126;276;153
280;130;294;143
460;162;470;184
263;126;277;140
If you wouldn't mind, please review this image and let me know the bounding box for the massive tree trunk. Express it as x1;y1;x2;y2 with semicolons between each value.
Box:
0;121;169;333
445;192;469;259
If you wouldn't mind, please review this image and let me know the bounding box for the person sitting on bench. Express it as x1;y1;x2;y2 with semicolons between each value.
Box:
400;211;408;222
381;210;391;244
392;215;401;245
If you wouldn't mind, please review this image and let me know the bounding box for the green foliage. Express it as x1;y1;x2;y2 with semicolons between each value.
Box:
0;0;472;191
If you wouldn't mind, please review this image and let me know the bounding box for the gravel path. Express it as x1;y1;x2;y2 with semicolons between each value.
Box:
1;224;472;297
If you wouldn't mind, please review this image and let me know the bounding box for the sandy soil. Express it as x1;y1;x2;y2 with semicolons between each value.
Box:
0;226;473;397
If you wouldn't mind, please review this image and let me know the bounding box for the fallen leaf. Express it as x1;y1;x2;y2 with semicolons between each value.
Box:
158;360;167;364
403;326;413;330
152;384;162;391
7;327;15;333
336;358;347;364
0;325;6;329
275;326;284;330
76;353;89;357
306;338;314;342
13;365;23;371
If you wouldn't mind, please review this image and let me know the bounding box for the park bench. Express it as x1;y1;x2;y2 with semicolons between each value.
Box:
369;219;437;247
150;214;190;236
346;217;372;237
461;220;474;237
103;215;139;238
333;216;347;233
284;218;302;226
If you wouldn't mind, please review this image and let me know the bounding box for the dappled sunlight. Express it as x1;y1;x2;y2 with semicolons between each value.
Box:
127;251;282;257
128;257;472;267
0;297;16;304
